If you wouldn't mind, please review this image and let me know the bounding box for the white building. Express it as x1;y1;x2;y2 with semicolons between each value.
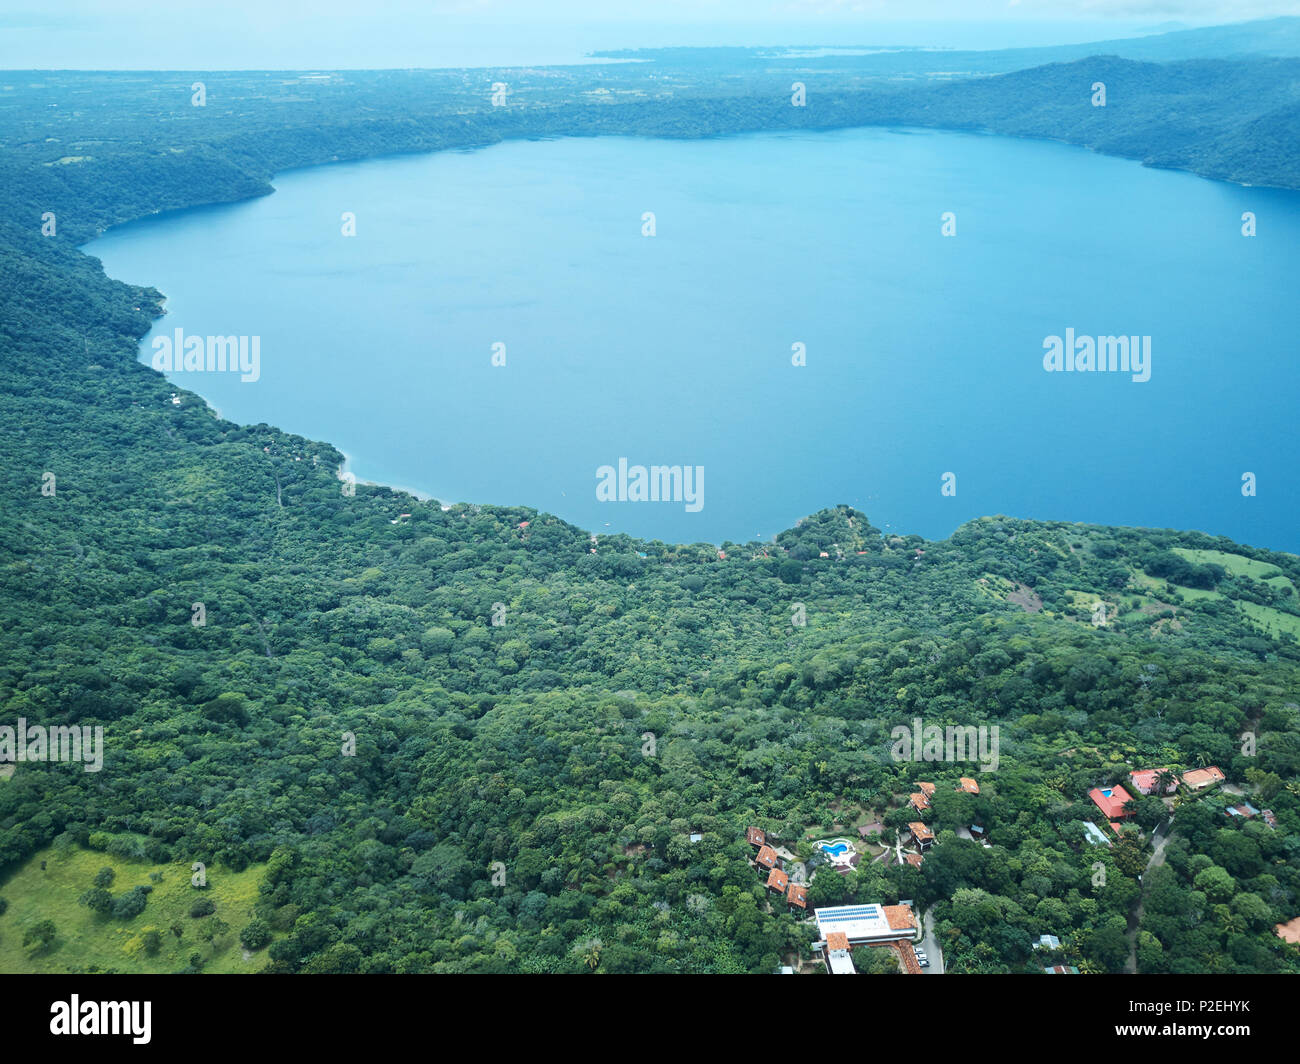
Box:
813;903;916;945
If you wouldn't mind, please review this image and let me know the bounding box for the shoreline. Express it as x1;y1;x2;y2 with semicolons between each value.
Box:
74;107;1300;558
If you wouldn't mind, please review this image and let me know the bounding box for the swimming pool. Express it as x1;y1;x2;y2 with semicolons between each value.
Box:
814;837;857;864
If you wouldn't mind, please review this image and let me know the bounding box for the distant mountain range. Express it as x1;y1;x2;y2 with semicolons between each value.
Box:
591;16;1300;75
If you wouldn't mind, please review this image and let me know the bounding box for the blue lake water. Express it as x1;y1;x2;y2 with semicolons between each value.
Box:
87;128;1300;550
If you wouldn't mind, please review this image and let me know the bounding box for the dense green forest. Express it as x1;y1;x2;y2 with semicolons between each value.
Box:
2;37;1299;974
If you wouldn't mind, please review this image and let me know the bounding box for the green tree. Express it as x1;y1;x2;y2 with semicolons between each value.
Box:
240;919;272;952
23;920;57;952
1193;865;1236;904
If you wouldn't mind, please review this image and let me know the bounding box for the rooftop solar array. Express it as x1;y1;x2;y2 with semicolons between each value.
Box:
817;905;881;923
813;903;911;943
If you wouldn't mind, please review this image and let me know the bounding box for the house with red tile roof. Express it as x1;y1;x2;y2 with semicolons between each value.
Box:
1130;769;1178;795
755;844;780;871
1088;784;1134;821
787;883;808;910
767;867;790;894
822;930;856;974
916;781;936;796
903;853;924;869
909;791;931;812
908;822;935;850
746;827;766;847
1182;766;1226;790
956;777;980;795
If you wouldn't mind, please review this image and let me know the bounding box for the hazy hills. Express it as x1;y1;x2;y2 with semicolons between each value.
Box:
591;16;1300;75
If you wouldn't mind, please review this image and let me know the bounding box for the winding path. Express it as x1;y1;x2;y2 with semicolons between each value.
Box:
1125;820;1172;973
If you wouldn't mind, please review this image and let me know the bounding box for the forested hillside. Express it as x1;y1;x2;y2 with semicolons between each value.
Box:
1;54;1299;974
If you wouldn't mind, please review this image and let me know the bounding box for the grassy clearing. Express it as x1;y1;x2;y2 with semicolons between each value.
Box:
1133;570;1223;603
975;574;1016;599
1236;601;1300;641
0;844;270;973
1172;548;1294;590
801;801;875;843
1064;589;1120;620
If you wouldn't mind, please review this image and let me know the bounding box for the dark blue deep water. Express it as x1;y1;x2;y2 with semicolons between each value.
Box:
88;128;1300;550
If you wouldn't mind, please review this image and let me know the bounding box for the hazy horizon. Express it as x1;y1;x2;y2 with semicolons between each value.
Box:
1;1;1291;71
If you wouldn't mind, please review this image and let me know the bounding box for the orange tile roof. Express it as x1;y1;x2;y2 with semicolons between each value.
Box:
957;777;980;794
883;904;916;931
904;853;924;868
908;821;934;841
891;940;923;974
826;932;851;952
747;826;766;846
909;792;931;811
755;844;779;869
1088;785;1133;820
916;781;936;796
787;883;808;908
1130;769;1177;794
767;867;790;892
1182;766;1225;789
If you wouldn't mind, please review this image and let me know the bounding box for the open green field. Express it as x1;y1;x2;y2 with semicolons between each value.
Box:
1134;553;1300;638
1133;570;1224;602
0;845;270;973
1236;601;1300;641
1172;548;1294;590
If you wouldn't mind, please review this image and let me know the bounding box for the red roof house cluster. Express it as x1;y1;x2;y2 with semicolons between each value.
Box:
748;827;808;910
1130;769;1178;795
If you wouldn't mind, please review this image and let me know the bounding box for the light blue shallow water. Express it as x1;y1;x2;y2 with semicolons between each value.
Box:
87;128;1300;550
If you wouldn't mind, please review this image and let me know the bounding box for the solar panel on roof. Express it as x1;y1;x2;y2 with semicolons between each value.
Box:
816;905;882;923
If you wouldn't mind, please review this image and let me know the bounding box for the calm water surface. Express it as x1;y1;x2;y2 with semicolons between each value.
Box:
87;128;1300;549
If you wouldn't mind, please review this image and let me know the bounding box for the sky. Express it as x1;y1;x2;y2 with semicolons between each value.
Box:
1;0;1296;69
